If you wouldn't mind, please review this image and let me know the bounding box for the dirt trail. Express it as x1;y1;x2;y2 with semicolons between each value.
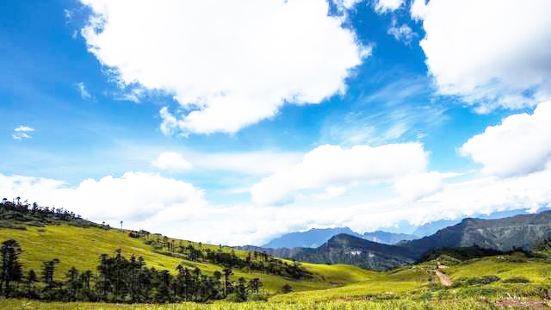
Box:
435;270;453;287
496;299;549;308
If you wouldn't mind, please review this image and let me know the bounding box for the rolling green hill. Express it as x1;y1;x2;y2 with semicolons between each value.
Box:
1;203;550;309
0;224;376;294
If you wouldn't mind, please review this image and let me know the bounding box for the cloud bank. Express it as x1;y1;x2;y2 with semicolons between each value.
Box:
461;102;551;177
251;143;427;205
375;0;404;13
81;0;368;134
413;0;551;112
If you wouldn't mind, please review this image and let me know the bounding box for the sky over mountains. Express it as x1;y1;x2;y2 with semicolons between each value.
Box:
1;0;551;245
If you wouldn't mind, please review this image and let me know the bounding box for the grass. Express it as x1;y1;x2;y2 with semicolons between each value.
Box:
3;297;544;310
446;255;551;285
272;266;427;302
0;225;371;293
1;224;550;309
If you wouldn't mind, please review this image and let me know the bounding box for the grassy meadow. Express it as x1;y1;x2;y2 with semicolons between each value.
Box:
4;297;547;310
1;224;550;309
0;224;375;293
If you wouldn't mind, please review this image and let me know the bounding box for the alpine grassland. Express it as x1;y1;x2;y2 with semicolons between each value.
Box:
0;224;372;293
1;220;550;309
3;297;545;310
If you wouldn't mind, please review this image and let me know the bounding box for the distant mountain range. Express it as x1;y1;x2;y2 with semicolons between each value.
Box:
291;234;417;270
261;208;541;249
241;210;551;271
262;227;361;248
363;231;418;245
242;234;417;271
262;227;417;249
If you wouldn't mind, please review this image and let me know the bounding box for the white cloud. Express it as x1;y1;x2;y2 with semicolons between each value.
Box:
410;0;427;20
80;0;368;134
460;102;551;177
394;172;445;201
14;126;34;132
12;126;35;140
159;107;179;136
413;0;551;111
0;171;321;245
387;19;416;44
375;0;404;13
152;152;192;172
188;151;302;176
332;0;363;11
414;168;551;223
76;82;92;100
320;77;445;147
2;165;551;245
0;172;206;227
251;143;427;205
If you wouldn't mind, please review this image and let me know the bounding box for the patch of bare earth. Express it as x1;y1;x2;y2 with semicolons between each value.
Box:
435;269;453;287
495;299;550;308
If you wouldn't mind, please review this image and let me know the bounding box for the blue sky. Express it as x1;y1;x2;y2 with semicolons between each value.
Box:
1;0;550;245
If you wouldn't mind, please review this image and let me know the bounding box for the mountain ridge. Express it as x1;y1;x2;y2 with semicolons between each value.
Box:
402;210;551;257
262;227;417;249
245;210;551;270
261;208;542;250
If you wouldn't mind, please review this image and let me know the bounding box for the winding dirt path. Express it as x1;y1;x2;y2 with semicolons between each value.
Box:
435;270;453;287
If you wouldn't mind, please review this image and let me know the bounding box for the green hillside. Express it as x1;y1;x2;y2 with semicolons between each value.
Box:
0;224;551;309
0;224;374;293
1;212;550;309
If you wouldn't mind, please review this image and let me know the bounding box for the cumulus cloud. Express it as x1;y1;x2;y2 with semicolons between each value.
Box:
12;126;35;140
414;169;551;222
332;0;363;11
0;172;206;226
375;0;404;13
413;0;551;111
331;168;551;233
2;166;551;245
460;102;551;177
80;0;368;134
152;152;193;172
410;0;427;20
76;82;92;100
387;19;416;44
251;143;427;205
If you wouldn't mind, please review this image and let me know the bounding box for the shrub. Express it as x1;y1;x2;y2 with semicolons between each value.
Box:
455;275;500;287
248;292;269;301
503;277;530;284
281;283;293;294
225;293;246;302
503;252;529;263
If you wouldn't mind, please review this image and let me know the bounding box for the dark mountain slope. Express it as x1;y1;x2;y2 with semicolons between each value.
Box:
267;234;417;271
402;211;551;257
249;210;551;270
411;208;539;237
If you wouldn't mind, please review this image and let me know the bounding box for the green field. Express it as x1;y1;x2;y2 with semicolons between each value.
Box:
0;225;375;293
4;297;547;310
1;224;550;309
